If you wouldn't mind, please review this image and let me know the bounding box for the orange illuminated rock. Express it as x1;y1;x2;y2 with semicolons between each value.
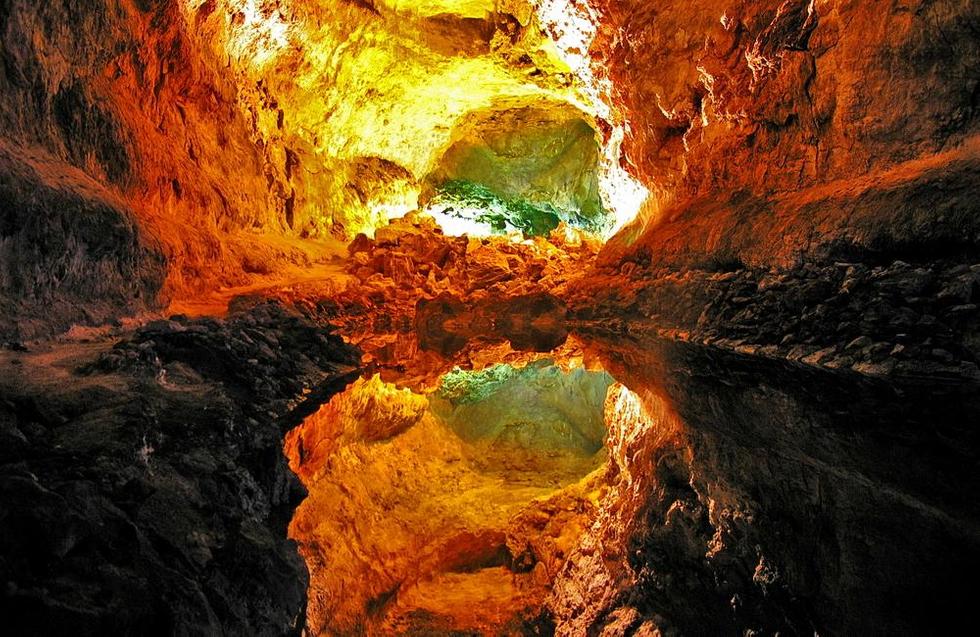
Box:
583;0;979;202
285;364;617;635
555;0;980;269
3;2;978;637
0;0;610;337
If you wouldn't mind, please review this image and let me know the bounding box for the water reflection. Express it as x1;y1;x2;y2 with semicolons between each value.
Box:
319;293;980;634
573;326;980;635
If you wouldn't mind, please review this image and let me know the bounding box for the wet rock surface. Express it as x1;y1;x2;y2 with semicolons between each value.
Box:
286;366;610;636
549;334;980;636
0;302;359;635
573;257;980;383
2;237;979;635
1;0;978;634
265;213;599;384
554;240;980;634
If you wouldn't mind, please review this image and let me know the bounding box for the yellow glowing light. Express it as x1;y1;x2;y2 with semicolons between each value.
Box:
312;53;566;176
188;0;645;238
379;0;497;19
278;8;593;234
233;0;290;67
366;195;420;237
183;0;291;69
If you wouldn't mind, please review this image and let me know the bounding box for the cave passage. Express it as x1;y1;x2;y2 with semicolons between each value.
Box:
2;0;978;635
422;104;613;237
285;361;618;634
262;6;642;628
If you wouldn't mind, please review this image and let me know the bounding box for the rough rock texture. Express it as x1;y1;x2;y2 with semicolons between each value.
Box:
425;103;609;233
286;365;610;636
0;145;167;341
0;0;326;336
559;245;980;635
537;7;980;629
601;139;980;271
193;0;595;237
0;302;359;635
0;0;594;338
253;212;601;386
571;257;980;382
591;0;979;199
2;1;979;634
584;0;980;264
343;214;595;323
549;333;980;636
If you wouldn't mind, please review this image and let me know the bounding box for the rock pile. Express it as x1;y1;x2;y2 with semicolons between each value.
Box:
340;212;599;315
312;212;598;379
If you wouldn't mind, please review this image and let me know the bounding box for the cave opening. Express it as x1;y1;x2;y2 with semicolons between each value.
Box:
254;5;647;624
422;102;612;238
167;0;647;248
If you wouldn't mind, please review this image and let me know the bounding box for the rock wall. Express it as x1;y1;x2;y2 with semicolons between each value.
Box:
424;103;609;233
0;0;303;337
0;0;609;338
0;145;166;341
549;334;980;635
285;369;607;635
0;302;360;635
192;0;593;237
585;0;980;265
550;3;980;631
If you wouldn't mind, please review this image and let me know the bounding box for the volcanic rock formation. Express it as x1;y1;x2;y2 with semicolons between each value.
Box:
1;0;979;635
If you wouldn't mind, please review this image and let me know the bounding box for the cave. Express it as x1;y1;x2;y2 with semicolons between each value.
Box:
1;1;978;636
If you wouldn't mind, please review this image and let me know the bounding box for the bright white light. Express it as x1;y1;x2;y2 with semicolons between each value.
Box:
536;0;602;110
426;205;495;237
424;203;524;242
535;0;649;239
225;0;291;68
599;126;649;237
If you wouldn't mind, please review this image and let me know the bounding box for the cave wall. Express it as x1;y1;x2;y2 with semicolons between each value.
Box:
585;0;980;266
0;0;301;338
425;103;610;234
548;3;980;632
0;302;361;635
550;337;980;635
193;0;592;237
0;145;166;340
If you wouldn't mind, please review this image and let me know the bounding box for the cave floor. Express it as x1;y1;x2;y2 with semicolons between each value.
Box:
166;261;355;319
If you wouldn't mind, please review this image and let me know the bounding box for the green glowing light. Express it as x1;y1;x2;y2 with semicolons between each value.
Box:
432;361;614;455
